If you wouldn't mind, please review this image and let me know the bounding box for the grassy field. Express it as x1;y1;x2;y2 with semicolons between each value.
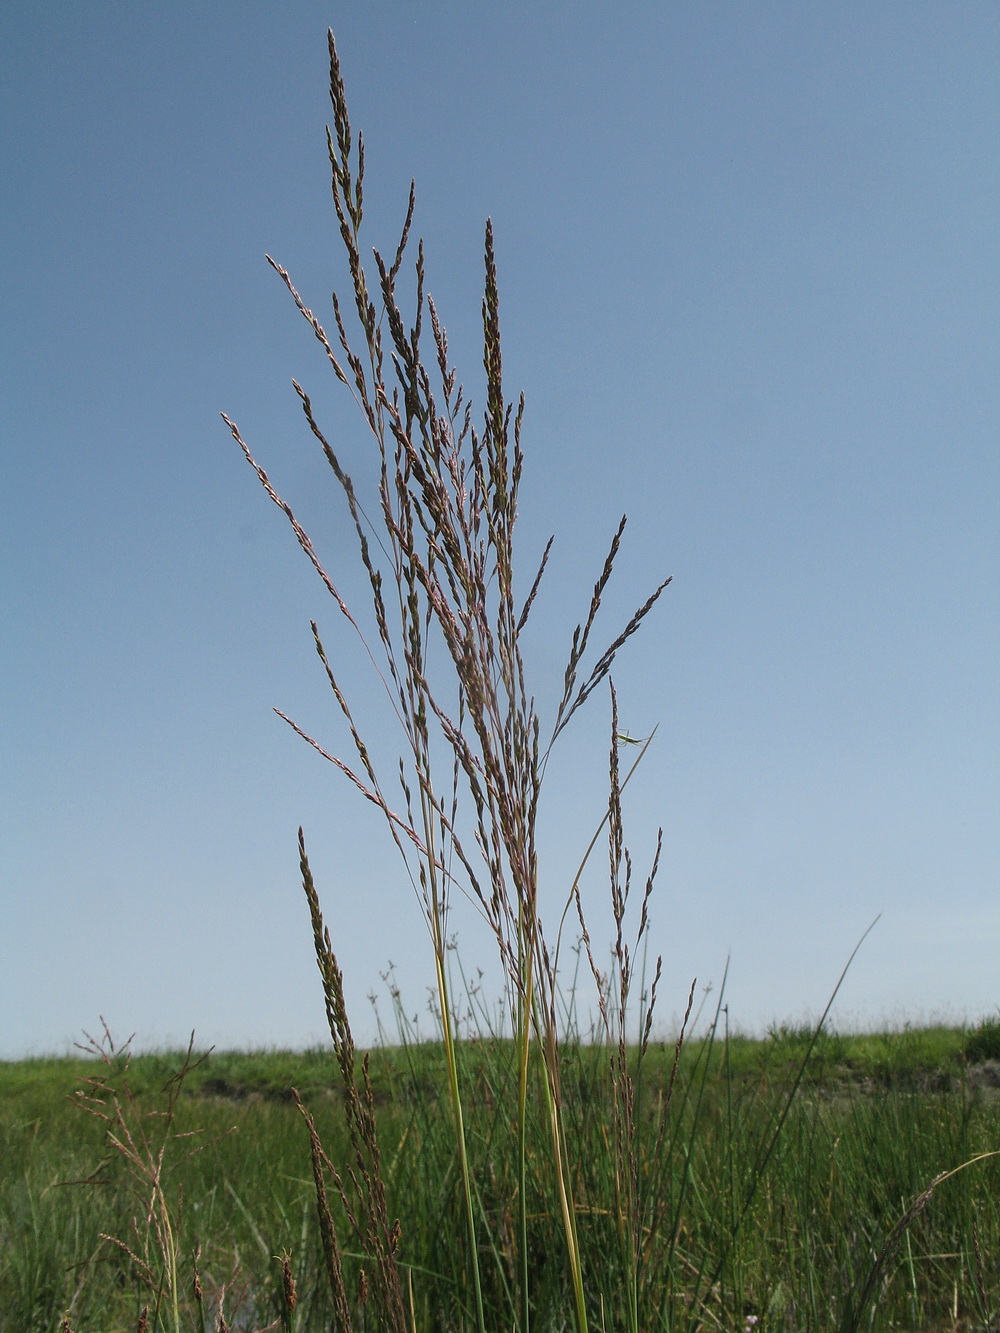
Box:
11;26;994;1333
2;1020;998;1332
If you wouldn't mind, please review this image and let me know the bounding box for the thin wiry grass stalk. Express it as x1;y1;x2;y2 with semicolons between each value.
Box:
838;1151;1000;1333
576;683;683;1333
515;960;533;1333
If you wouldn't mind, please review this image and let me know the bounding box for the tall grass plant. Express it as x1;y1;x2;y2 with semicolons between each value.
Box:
221;28;674;1333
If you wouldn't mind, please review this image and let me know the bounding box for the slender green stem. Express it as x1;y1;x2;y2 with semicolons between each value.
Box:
434;942;487;1333
536;1022;588;1333
155;1181;181;1333
516;924;534;1333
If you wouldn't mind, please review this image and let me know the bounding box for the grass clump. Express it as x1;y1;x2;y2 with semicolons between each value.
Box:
221;26;673;1333
966;1014;1000;1065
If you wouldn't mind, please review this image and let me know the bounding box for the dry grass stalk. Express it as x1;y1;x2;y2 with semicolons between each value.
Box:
839;1151;1000;1333
294;830;407;1333
70;1021;230;1333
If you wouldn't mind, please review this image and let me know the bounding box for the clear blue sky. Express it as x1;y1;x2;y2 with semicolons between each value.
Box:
2;2;997;1057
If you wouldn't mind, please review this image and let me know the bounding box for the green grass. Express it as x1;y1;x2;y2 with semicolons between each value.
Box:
2;1023;998;1332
